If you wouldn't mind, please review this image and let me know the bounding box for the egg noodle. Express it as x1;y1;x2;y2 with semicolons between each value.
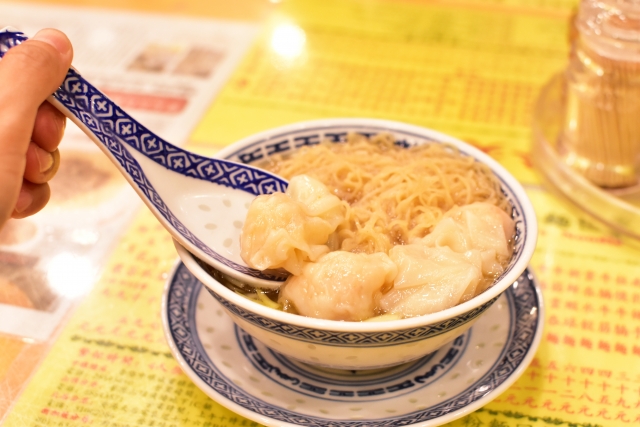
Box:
263;133;511;255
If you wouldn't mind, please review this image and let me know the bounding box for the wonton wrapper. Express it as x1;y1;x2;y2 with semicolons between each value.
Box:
379;245;482;317
280;251;397;321
287;175;346;229
240;176;346;275
422;202;515;277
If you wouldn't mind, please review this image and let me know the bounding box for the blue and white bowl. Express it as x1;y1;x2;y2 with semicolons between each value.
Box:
175;118;537;370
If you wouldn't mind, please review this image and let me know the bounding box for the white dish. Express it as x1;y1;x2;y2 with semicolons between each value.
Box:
179;117;538;370
162;261;543;427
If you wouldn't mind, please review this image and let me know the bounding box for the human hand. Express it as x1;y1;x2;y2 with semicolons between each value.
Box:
0;28;73;230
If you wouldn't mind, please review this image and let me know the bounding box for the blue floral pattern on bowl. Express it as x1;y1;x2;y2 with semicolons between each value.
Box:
204;285;498;347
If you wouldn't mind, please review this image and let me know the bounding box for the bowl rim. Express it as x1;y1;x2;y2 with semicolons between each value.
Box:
179;117;538;332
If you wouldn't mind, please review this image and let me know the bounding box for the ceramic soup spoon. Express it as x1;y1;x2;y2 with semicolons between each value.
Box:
0;27;289;288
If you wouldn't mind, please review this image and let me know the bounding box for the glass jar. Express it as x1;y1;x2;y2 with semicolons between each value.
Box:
560;0;640;188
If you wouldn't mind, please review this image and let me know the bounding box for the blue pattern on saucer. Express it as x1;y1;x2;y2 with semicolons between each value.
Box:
166;262;541;426
234;328;470;402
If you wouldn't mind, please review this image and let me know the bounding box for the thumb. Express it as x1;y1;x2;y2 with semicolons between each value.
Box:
0;28;73;227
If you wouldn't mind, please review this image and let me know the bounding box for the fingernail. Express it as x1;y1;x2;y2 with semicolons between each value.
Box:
32;29;72;59
34;145;55;173
14;189;32;214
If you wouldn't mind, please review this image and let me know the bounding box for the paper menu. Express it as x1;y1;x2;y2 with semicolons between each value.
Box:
0;2;258;145
0;2;259;419
0;3;258;341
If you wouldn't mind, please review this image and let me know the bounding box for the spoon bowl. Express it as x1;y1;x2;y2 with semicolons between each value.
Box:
0;27;288;288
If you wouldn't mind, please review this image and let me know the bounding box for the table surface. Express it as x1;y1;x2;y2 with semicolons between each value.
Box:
2;0;640;426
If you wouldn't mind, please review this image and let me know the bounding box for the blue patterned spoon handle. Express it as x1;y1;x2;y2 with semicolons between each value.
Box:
0;28;288;196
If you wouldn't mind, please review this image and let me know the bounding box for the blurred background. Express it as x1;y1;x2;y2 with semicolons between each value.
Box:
2;1;640;426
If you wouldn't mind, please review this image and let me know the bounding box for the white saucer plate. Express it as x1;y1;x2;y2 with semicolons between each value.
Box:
162;262;543;427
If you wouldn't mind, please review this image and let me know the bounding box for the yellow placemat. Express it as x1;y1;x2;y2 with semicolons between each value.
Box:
6;0;640;426
3;217;254;427
190;0;574;187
